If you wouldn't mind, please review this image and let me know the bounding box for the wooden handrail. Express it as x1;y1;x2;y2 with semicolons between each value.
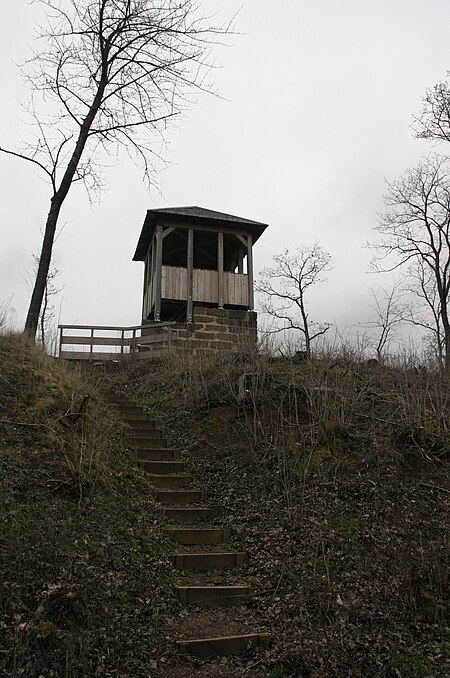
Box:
58;321;177;360
58;322;176;331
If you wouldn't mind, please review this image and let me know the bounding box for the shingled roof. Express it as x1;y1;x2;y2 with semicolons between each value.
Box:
133;206;268;261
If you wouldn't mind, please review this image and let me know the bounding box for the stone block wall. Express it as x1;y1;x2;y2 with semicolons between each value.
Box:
141;306;257;355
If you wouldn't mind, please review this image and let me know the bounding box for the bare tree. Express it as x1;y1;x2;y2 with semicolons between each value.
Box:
371;155;450;369
363;283;405;362
0;0;228;338
414;75;450;145
256;243;332;358
22;256;63;351
402;258;447;365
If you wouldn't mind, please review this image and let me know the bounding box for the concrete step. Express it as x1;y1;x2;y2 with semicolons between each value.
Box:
177;633;270;658
147;473;192;489
177;585;250;607
161;507;217;523
140;460;186;474
166;527;230;545
173;552;245;571
154;489;205;505
137;448;177;461
130;437;167;448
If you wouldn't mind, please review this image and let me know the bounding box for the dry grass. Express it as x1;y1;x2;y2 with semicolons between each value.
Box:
100;346;450;676
0;335;178;677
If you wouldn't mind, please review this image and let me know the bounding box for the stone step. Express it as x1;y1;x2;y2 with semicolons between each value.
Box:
140;460;186;474
147;473;192;489
173;552;245;571
177;633;270;658
166;527;230;545
123;414;157;423
130;437;167;449
128;427;163;437
118;409;147;417
137;448;177;461
113;404;143;413
161;507;217;523
154;489;205;505
124;414;157;423
127;424;160;433
108;398;137;407
177;585;250;607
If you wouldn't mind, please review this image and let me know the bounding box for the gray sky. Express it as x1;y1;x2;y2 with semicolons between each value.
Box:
1;0;449;341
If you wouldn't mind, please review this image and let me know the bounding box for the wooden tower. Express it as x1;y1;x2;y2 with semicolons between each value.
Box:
133;206;268;324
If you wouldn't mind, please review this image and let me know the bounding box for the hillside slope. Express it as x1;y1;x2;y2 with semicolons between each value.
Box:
103;350;450;677
1;339;449;677
0;336;177;677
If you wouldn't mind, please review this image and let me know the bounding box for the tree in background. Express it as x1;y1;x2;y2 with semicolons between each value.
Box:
414;75;450;146
256;243;332;358
371;155;450;369
0;0;228;338
363;283;405;362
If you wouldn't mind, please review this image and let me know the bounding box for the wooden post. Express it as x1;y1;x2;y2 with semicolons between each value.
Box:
247;234;254;310
187;227;194;323
58;326;63;358
218;231;224;309
154;224;163;321
238;248;244;274
89;328;94;361
132;328;136;355
150;237;156;312
120;329;125;354
142;247;150;321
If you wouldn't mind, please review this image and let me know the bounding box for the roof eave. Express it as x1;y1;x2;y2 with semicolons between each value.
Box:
132;208;268;262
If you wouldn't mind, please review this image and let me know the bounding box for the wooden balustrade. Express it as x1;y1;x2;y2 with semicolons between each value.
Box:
58;323;176;360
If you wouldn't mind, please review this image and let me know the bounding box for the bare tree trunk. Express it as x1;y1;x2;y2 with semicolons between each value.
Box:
24;81;106;337
24;203;60;336
299;291;311;358
2;1;226;339
304;332;311;359
443;310;450;371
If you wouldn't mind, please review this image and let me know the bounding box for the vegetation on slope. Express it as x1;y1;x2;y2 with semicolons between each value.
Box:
103;350;450;677
1;337;449;676
0;336;177;677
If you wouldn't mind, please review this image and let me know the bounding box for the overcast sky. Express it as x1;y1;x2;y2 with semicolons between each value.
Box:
1;0;449;344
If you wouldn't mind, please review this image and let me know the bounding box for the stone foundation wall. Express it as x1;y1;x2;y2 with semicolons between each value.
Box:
141;306;257;354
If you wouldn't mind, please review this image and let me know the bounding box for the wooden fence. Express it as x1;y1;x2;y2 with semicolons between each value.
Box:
58;323;176;360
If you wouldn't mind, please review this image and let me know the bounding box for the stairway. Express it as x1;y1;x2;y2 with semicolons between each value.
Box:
109;394;270;663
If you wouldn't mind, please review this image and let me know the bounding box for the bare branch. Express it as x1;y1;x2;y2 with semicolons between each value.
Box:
1;0;232;337
0;146;54;185
369;154;450;369
256;242;332;357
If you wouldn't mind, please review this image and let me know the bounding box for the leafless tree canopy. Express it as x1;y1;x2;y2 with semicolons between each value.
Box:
414;77;450;146
0;0;229;336
256;243;332;357
371;155;450;368
363;283;405;362
5;0;225;193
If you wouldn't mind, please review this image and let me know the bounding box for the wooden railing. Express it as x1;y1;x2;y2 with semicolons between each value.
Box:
58;323;176;360
143;266;249;319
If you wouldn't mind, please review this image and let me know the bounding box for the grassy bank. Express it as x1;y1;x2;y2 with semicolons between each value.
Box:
1;337;449;676
102;350;450;677
0;336;177;677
